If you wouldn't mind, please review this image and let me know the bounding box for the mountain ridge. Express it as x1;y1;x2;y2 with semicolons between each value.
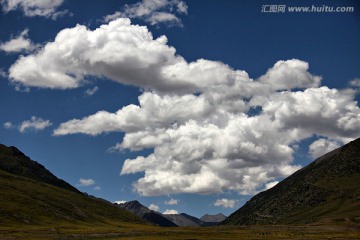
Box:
116;200;177;227
0;143;80;194
0;143;145;227
221;138;360;225
200;213;227;223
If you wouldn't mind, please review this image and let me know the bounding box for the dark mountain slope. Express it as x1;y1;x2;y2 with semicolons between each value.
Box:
117;201;177;227
163;213;220;227
163;213;202;227
222;138;360;225
0;144;144;227
200;213;227;223
0;144;80;193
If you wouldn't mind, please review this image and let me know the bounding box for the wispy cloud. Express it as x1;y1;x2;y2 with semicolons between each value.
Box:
214;199;237;209
163;209;178;214
0;29;36;53
149;204;160;211
84;86;99;96
104;0;187;27
349;78;360;88
18;116;52;133
1;0;69;19
0;69;7;78
77;178;96;187
3;121;14;129
114;200;126;204
164;198;179;205
4;117;52;133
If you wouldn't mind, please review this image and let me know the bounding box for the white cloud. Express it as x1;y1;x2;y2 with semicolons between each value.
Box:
349;78;360;88
164;198;178;205
163;209;178;214
94;186;101;191
3;121;15;129
259;59;321;90
114;200;126;204
0;69;7;78
0;29;36;53
214;199;237;208
19;116;52;133
11;19;360;197
309;138;342;159
9;18;187;90
85;86;99;96
149;204;160;211
1;0;68;19
265;181;279;190
78;178;95;187
104;0;187;27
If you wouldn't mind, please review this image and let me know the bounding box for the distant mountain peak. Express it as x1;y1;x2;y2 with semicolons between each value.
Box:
116;200;177;227
200;213;227;223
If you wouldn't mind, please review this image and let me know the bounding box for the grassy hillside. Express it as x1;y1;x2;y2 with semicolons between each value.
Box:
222;138;360;225
0;144;80;193
0;143;147;237
0;143;359;239
0;169;144;228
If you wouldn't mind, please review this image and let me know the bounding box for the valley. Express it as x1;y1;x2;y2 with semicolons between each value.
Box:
0;139;359;239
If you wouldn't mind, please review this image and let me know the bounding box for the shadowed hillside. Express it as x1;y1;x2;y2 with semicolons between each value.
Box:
0;144;144;228
222;138;360;225
0;144;80;193
116;200;177;227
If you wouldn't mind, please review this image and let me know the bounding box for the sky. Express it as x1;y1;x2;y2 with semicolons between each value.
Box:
0;0;359;218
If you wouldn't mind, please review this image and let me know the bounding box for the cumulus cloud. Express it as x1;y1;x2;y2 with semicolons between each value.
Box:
104;0;187;27
258;59;321;90
164;198;179;205
214;199;237;208
1;0;68;19
0;29;36;53
19;116;52;133
10;19;360;197
309;138;342;159
163;209;178;214
114;200;126;204
77;178;95;187
149;204;160;211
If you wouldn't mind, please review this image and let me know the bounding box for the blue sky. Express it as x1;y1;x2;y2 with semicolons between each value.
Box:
0;0;359;218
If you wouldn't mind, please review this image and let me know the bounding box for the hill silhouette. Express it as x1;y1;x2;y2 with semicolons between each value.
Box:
222;138;360;225
0;143;144;228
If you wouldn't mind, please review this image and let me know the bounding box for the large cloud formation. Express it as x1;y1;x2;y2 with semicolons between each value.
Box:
9;18;360;196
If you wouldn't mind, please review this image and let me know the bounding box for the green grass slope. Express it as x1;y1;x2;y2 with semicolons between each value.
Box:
0;144;80;193
0;169;144;228
0;143;145;231
222;138;360;225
